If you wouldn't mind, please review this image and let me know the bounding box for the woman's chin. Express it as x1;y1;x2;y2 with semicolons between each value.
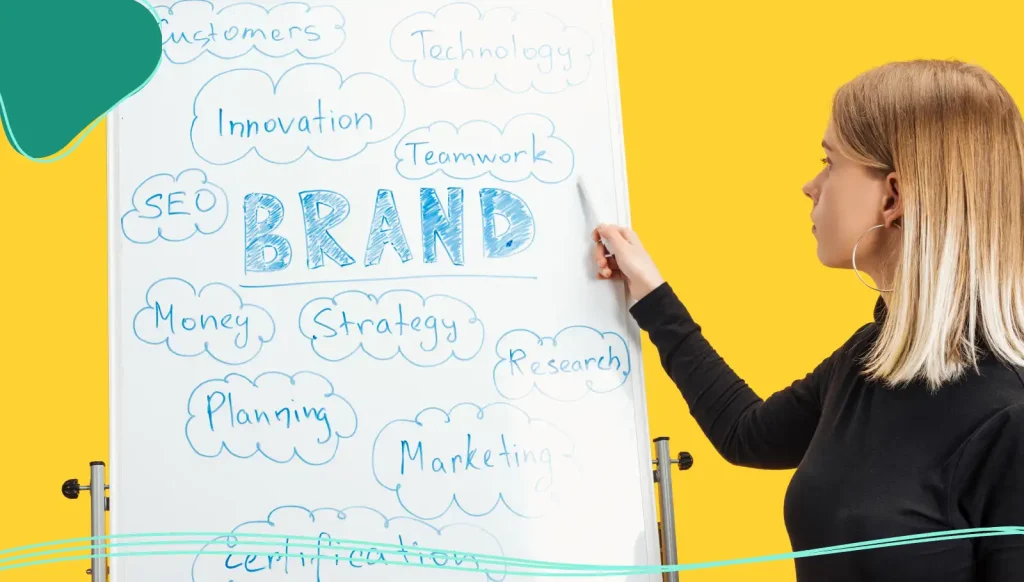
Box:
815;246;830;266
816;247;849;269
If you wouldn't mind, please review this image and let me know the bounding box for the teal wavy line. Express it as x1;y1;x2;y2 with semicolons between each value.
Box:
0;528;998;570
0;0;162;163
1;527;1022;575
0;537;591;572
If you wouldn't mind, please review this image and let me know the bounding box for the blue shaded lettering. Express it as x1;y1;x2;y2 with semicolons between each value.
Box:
239;185;542;275
299;189;356;270
244;192;292;273
480;187;535;257
365;189;413;267
421;187;464;265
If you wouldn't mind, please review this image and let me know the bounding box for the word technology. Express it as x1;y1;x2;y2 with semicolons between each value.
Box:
244;186;536;272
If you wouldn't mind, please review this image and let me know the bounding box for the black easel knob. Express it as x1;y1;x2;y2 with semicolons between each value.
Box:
676;452;693;470
62;478;81;499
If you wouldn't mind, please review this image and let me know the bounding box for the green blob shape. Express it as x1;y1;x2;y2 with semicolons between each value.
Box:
0;0;162;161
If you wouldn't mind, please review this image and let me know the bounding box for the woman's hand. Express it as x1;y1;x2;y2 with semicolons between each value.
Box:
593;223;665;303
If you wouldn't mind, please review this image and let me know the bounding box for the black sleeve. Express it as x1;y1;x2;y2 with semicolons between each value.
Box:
951;403;1024;581
629;282;842;469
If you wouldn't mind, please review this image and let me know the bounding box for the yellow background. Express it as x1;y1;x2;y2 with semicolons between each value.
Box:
2;1;1023;580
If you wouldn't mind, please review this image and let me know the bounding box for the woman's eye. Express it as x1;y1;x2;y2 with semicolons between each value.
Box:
820;157;832;169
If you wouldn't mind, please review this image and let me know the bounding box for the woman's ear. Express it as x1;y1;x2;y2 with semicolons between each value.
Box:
882;171;903;227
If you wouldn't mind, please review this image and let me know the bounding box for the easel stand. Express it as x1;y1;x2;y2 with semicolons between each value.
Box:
62;462;109;582
58;447;687;582
653;437;693;582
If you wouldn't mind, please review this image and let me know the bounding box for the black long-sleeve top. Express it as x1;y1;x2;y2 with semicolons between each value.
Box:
631;282;1024;581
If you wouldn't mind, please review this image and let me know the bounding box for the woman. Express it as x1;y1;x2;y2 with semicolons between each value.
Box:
594;59;1024;581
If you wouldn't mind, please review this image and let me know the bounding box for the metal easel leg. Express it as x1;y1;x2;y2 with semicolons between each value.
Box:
653;437;693;582
63;461;109;582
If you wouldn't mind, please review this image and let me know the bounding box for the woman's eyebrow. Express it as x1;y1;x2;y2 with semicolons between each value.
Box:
821;140;833;151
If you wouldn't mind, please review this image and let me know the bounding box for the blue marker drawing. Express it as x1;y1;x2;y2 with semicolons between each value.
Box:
365;189;414;267
421;187;465;266
133;277;276;365
155;0;346;64
480;188;535;258
184;371;357;466
299;189;357;270
493;326;632;402
189;505;507;582
244;192;292;273
240;186;536;276
298;289;485;367
394;113;575;184
121;169;229;244
372;402;576;520
190;63;406;165
390;2;595;94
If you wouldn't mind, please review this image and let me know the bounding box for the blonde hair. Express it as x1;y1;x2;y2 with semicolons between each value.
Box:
831;59;1024;391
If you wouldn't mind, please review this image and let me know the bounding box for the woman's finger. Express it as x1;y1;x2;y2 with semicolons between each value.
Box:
593;239;609;267
619;226;641;244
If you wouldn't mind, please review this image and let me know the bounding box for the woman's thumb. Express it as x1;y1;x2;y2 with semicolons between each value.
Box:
596;224;628;252
598;222;626;245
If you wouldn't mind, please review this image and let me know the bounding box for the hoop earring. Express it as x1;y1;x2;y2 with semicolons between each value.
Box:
852;223;902;293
